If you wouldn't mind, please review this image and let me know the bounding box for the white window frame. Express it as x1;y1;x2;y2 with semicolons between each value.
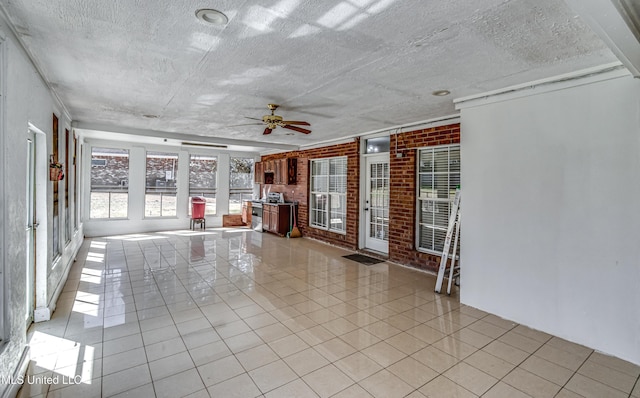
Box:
189;154;217;216
145;151;179;218
309;156;347;234
416;144;460;254
89;147;130;219
229;157;254;215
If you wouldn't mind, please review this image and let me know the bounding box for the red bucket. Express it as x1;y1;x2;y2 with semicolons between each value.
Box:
191;197;206;219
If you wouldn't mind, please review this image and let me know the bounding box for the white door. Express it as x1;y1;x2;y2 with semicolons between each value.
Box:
25;133;36;325
364;154;390;253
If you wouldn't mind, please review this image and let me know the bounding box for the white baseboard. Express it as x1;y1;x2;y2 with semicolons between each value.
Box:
33;307;51;323
34;234;83;323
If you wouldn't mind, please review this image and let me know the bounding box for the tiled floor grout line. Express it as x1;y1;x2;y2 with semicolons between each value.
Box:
145;238;195;396
551;349;593;398
146;239;221;395
105;240;151;397
438;317;518;398
180;246;293;396
465;315;633;398
629;373;640;398
312;304;499;397
101;241;111;397
494;332;553;398
136;256;470;394
199;271;425;396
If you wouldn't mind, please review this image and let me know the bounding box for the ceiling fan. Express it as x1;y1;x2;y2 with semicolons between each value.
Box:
245;104;312;135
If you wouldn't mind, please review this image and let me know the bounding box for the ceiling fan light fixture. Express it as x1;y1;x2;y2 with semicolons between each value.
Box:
432;89;451;96
196;9;229;26
253;103;312;135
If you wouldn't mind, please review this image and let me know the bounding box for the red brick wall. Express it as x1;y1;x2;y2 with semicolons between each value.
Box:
260;123;460;273
261;139;360;250
389;124;460;272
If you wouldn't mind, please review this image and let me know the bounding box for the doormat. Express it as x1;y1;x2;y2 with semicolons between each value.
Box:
342;254;384;265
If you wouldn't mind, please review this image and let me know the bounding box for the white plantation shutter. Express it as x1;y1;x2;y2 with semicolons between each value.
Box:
310;157;347;233
417;145;460;253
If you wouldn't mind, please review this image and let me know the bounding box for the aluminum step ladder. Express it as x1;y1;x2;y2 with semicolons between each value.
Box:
435;188;461;295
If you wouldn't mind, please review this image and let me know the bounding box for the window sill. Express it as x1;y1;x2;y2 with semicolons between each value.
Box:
416;247;460;260
309;225;347;235
416;248;444;256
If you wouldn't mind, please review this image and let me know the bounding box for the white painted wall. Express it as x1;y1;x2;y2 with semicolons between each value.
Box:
82;138;259;237
0;15;83;397
459;72;640;365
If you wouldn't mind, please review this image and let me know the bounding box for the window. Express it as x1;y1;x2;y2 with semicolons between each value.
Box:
65;129;70;242
189;155;217;215
146;151;178;217
365;136;390;154
52;114;60;258
229;158;254;214
73;136;79;230
309;157;347;233
417;145;460;253
90;147;129;219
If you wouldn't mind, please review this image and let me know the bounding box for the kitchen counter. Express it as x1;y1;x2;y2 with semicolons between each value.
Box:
262;203;297;236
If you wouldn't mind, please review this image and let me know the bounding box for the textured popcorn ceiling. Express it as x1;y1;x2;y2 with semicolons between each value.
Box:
0;0;616;148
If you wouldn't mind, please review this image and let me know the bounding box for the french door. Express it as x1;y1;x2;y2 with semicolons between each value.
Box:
25;133;36;324
364;154;389;253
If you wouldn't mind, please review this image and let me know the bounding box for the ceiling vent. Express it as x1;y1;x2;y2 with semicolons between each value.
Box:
181;142;228;149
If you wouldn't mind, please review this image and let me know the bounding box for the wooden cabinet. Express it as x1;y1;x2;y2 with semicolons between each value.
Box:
285;158;297;185
262;204;292;236
263;160;275;184
264;160;274;172
241;201;252;225
263;204;272;232
254;162;263;184
256;158;297;186
275;159;283;185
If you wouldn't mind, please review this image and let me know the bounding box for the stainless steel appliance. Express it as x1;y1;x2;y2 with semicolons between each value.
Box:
266;192;284;203
251;201;263;232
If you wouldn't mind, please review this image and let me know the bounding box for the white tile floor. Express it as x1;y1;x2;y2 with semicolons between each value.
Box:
18;228;640;397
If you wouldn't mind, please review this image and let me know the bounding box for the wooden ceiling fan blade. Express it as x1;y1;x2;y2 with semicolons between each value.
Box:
225;122;264;127
281;121;310;126
283;125;311;134
263;127;273;135
245;116;263;121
